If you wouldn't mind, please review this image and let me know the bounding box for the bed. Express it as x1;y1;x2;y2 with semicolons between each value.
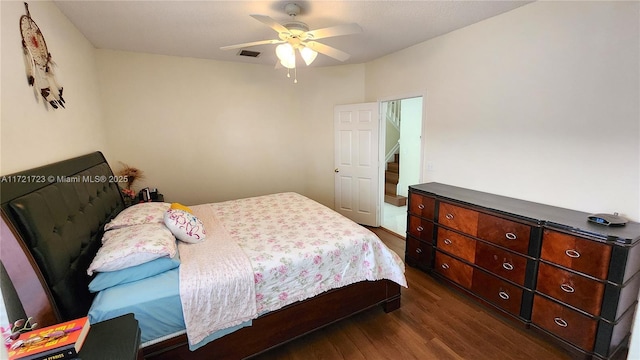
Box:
0;151;406;359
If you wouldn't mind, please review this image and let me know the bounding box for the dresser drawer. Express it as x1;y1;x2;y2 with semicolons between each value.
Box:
541;230;611;280
531;295;597;351
474;241;527;286
477;213;531;254
408;215;434;244
406;237;432;268
437;228;476;263
536;262;604;316
438;202;479;236
409;192;435;219
435;251;473;289
471;269;523;317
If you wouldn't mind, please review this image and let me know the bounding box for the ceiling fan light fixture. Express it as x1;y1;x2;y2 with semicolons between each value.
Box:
276;43;296;69
300;46;318;66
221;4;361;83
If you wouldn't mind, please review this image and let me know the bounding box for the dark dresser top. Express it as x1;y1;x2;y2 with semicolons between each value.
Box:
410;182;640;245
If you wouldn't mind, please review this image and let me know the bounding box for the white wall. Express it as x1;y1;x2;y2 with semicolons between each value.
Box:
366;1;640;357
397;97;422;197
3;1;640;355
365;1;640;222
95;49;365;207
0;0;366;208
7;1;636;220
1;0;108;174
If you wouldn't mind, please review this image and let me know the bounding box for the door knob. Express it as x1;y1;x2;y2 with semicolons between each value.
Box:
334;168;339;173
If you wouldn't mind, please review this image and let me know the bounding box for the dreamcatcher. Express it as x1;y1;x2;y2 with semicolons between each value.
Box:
20;2;65;109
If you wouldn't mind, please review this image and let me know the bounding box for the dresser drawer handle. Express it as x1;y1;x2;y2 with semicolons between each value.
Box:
502;262;514;271
565;249;581;258
445;213;454;220
560;284;575;293
554;317;568;328
416;226;424;232
505;232;517;240
418;204;425;210
415;248;423;254
443;238;452;245
498;291;510;300
441;263;450;270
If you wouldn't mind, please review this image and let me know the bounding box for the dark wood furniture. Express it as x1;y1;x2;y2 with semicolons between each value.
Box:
0;152;401;360
406;182;640;359
78;313;143;360
126;195;164;208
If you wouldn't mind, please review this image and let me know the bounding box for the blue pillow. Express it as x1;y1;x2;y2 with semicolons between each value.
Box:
89;251;180;292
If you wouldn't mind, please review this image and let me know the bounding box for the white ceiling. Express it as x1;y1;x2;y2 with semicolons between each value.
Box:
53;0;532;68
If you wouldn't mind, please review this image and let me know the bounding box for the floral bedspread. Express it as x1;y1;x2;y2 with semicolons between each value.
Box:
208;192;407;314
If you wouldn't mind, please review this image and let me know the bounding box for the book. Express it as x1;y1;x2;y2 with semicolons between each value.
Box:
7;316;90;360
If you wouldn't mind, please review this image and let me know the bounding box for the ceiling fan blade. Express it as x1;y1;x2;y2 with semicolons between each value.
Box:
250;14;290;34
305;41;351;62
305;23;362;40
220;39;283;51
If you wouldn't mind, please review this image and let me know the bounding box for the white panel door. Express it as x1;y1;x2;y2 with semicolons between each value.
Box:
334;102;380;226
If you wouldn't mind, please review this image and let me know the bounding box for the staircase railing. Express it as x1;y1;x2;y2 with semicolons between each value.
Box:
386;100;401;130
385;141;400;168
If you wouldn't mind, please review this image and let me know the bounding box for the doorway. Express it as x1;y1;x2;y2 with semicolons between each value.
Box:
380;96;423;236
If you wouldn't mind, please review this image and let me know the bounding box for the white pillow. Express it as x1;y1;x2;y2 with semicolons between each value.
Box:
163;209;206;243
104;202;171;231
88;223;177;275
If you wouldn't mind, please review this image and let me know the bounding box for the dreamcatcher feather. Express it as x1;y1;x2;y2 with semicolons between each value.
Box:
20;2;65;109
21;32;65;109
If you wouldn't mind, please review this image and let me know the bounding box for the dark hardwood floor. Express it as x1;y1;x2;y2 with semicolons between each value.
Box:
254;227;574;360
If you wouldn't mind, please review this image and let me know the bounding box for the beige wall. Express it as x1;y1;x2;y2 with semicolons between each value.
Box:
366;1;640;221
1;0;108;174
2;0;640;356
0;0;365;208
365;3;640;354
96;50;365;207
6;1;637;220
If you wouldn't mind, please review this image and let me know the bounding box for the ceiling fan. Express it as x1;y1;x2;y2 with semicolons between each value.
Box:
220;3;362;81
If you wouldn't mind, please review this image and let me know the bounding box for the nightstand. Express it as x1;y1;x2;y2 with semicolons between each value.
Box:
79;313;142;360
139;190;164;203
124;193;165;207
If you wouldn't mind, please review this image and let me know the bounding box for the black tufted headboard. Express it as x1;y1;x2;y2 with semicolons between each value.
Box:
1;152;125;321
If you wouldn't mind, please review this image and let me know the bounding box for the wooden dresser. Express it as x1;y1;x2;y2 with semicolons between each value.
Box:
406;182;640;359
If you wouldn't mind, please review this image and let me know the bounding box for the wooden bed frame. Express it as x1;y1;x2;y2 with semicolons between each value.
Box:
0;152;401;359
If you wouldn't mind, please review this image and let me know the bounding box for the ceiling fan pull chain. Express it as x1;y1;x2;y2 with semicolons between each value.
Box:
294;67;298;83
